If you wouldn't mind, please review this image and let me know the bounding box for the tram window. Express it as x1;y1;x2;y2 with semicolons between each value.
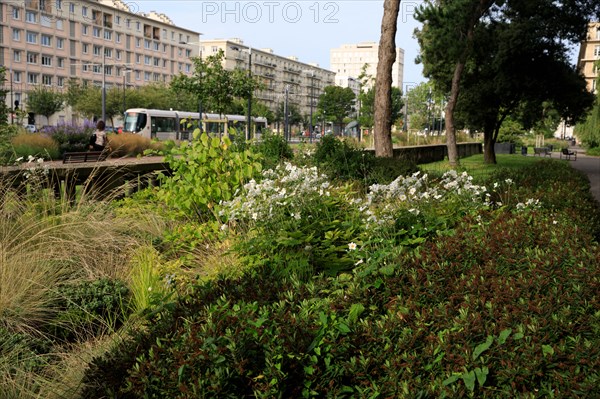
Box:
151;116;176;133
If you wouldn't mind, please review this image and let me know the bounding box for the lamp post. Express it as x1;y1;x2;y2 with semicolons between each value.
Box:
9;68;14;125
101;48;106;122
303;70;315;143
122;68;133;115
231;46;253;141
284;85;290;141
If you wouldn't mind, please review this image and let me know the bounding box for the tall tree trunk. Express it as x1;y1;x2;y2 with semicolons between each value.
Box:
374;0;401;158
445;0;494;167
483;118;497;164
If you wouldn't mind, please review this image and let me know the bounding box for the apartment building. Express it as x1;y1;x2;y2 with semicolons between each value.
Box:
330;42;404;91
1;0;199;125
577;21;600;94
200;38;336;118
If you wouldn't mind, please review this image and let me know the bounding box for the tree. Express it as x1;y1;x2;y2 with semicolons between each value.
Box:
416;0;600;164
171;50;262;121
26;86;64;125
574;62;600;148
373;0;401;157
405;82;439;132
0;68;10;126
316;85;355;132
360;86;404;130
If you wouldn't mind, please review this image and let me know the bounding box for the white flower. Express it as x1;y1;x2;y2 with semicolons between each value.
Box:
252;212;258;220
220;224;228;231
348;242;357;251
355;259;364;266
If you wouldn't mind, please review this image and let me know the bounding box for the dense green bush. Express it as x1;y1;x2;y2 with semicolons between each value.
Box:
252;130;294;170
313;135;417;187
81;160;600;397
10;133;60;161
46;278;131;343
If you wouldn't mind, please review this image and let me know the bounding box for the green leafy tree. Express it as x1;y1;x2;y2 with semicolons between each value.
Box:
26;86;65;125
171;50;262;120
0;68;10;126
360;86;403;130
405;82;437;132
317;86;356;131
417;0;599;164
574;60;600;148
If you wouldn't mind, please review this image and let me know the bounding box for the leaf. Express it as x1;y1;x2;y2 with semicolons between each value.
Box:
542;344;554;357
337;322;351;334
348;303;365;323
472;335;493;360
443;374;460;386
461;370;476;392
497;329;512;345
474;366;489;387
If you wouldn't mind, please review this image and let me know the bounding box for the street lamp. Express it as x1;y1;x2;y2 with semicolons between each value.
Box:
284;85;290;141
230;45;253;141
303;70;316;143
122;68;133;115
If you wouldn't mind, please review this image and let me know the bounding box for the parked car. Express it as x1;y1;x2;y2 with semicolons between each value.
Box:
24;124;36;133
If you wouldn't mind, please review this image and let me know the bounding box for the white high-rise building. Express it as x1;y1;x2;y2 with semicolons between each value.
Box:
330;42;404;91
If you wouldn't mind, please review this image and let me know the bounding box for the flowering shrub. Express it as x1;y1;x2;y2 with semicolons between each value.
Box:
45;119;96;154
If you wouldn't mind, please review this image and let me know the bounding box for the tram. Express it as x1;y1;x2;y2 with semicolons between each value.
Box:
123;108;268;140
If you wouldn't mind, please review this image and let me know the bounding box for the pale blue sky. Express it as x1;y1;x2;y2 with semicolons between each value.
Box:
133;1;427;89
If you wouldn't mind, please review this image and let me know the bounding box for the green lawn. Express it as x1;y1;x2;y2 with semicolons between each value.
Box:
419;153;562;180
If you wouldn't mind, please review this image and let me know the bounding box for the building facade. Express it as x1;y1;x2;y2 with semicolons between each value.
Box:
330;42;404;91
577;21;600;94
1;0;199;126
200;38;336;119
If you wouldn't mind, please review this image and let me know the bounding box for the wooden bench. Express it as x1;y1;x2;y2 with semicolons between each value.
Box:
560;148;577;161
62;151;107;164
533;147;551;157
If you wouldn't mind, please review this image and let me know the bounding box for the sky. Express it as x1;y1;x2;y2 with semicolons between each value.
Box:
132;1;427;90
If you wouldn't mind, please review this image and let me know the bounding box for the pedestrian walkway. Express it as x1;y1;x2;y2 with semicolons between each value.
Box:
567;146;600;206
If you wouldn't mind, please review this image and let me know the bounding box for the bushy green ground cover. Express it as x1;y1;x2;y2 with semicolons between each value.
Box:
1;132;599;398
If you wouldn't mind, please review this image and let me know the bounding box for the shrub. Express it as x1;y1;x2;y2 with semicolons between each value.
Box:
11;133;60;161
108;133;164;157
252;130;294;170
45;120;96;155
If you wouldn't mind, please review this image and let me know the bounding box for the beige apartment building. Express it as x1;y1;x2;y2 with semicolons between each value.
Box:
330;42;404;91
201;38;336;119
1;0;199;126
577;21;600;94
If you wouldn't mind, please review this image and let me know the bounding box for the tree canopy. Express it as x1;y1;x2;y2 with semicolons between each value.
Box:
26;86;64;125
415;0;600;164
316;85;356;130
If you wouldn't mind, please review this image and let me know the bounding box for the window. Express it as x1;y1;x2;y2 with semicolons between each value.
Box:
104;65;113;76
144;71;150;81
58;58;65;68
116;50;122;60
162;28;167;39
93;64;101;73
116;33;122;43
93;27;101;37
57;77;65;87
26;31;38;44
596;28;600;40
126;18;131;28
104;30;112;40
56;19;63;29
69;3;75;13
14;50;22;62
12;29;21;41
135;54;141;64
14;72;22;83
185;49;191;58
136;21;141;31
135;71;141;80
26;11;37;23
82;25;89;35
56;38;64;49
12;6;20;19
153;57;160;67
41;34;52;47
82;6;87;16
93;45;101;56
41;14;52;26
595;45;600;58
56;0;62;10
28;73;39;84
135;38;141;47
42;75;53;86
144;39;151;49
104;48;112;58
41;55;53;66
144;55;151;65
27;52;38;64
154;42;160;51
185;64;191;73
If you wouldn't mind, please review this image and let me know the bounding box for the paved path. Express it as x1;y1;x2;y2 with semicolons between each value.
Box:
567;147;600;206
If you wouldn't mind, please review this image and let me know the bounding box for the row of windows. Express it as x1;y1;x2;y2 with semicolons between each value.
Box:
13;4;193;44
10;70;170;86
